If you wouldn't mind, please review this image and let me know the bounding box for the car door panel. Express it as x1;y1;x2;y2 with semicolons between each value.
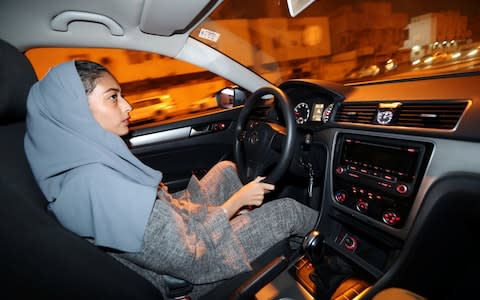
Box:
128;108;242;192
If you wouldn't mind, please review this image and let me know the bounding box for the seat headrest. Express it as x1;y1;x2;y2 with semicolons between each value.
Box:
0;39;38;125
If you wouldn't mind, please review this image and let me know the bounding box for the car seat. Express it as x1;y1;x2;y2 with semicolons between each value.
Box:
0;38;163;299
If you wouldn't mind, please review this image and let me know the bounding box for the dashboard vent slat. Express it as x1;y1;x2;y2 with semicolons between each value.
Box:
397;102;468;129
334;101;468;130
334;103;377;124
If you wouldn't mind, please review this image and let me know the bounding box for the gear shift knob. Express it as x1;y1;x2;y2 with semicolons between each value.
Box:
303;230;322;262
302;230;352;299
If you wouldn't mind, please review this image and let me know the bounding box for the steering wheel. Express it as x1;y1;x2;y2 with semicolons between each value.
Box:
234;86;297;184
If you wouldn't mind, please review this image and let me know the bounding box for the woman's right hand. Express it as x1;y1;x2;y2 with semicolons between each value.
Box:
221;176;275;218
235;176;275;207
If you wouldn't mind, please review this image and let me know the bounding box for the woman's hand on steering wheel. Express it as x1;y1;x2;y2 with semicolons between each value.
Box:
221;176;274;218
236;176;275;206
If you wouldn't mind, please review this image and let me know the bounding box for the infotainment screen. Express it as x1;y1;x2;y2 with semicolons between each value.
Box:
341;140;420;178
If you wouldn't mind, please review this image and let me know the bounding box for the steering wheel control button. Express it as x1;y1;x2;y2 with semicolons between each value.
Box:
396;184;408;194
383;210;401;226
247;121;258;129
248;132;259;145
238;131;246;142
334;191;347;203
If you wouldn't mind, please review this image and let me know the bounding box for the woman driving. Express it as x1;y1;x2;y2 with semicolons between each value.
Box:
24;60;319;299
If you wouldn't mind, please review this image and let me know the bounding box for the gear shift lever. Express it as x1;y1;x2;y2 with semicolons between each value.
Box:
302;230;353;299
303;230;323;265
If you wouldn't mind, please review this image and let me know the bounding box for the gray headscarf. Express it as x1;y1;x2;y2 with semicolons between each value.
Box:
24;61;162;252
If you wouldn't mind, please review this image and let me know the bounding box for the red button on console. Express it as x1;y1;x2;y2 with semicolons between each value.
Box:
383;210;401;226
396;184;408;194
344;236;357;251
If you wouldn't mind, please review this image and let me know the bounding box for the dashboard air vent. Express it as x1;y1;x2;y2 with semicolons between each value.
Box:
396;101;468;129
333;100;468;130
334;103;377;124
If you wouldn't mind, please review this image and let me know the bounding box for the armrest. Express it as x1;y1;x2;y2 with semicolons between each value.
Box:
228;255;289;300
163;274;193;298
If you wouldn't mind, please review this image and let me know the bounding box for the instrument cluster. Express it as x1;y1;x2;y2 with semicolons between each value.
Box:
293;100;334;126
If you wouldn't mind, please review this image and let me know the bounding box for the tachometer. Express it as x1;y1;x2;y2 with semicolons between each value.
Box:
294;102;310;125
322;103;334;123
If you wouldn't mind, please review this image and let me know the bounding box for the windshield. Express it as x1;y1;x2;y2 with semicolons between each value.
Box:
191;0;480;84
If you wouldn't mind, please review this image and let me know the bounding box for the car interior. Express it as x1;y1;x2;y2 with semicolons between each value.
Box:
1;0;479;299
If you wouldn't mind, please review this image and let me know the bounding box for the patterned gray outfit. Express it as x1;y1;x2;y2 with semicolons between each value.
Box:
112;161;319;299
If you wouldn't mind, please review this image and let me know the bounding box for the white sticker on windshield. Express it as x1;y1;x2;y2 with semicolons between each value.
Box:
199;28;221;43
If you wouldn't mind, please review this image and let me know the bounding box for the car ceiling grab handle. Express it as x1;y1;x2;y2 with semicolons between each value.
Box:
51;11;124;36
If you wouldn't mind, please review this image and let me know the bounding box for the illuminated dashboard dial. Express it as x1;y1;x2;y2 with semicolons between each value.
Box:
376;110;394;125
294;102;310;125
322;103;334;123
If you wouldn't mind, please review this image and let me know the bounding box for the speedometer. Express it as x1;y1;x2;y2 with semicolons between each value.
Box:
294;102;310;125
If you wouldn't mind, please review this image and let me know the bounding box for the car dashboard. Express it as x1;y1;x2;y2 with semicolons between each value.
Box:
267;73;480;299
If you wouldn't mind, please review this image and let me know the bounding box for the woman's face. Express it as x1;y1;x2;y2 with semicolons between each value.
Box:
87;72;132;136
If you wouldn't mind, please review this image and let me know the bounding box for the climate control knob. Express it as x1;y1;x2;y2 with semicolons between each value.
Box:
396;184;408;194
356;199;368;213
334;191;347;203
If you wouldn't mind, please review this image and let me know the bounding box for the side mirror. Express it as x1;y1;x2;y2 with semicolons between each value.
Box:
215;86;248;109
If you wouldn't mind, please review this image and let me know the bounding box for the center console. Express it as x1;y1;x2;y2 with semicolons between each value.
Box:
285;133;431;298
332;133;429;228
257;133;432;300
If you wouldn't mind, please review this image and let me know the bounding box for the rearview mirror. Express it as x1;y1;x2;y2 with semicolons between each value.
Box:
215;86;248;109
287;0;316;17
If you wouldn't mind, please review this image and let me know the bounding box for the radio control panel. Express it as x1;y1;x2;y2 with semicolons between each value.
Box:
332;134;430;228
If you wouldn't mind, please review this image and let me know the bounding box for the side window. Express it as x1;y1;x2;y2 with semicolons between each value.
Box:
26;48;232;128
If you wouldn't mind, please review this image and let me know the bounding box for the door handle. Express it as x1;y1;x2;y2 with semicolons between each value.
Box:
190;124;211;136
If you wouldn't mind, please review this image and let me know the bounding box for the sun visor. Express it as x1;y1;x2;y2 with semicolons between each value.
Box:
139;0;218;36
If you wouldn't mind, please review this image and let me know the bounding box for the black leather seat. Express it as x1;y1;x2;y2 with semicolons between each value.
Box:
0;39;163;299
